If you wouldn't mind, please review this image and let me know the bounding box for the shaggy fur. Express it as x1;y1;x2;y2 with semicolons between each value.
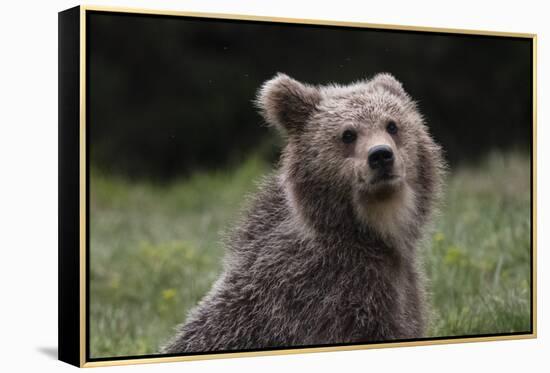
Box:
161;73;445;353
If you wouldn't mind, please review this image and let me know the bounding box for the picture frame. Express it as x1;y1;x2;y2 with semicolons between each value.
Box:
59;5;537;367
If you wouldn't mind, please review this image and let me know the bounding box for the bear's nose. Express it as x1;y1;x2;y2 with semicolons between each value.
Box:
368;145;394;170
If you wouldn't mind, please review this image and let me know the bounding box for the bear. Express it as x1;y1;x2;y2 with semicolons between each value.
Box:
161;73;445;354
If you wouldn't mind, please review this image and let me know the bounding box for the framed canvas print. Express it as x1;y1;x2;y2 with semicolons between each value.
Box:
58;5;537;367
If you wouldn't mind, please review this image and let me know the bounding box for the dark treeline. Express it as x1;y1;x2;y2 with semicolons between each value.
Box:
88;12;532;180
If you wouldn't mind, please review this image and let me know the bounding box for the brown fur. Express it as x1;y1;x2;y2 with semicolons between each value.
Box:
161;73;445;353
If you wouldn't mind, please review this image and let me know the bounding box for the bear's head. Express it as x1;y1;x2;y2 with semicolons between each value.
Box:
257;73;445;244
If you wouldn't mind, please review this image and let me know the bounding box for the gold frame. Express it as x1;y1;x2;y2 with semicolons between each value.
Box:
76;5;537;367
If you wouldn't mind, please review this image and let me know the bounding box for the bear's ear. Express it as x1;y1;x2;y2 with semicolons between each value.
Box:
256;73;321;135
370;73;409;99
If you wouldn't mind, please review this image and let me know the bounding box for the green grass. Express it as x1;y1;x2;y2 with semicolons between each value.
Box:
89;156;269;358
424;152;531;336
89;152;531;358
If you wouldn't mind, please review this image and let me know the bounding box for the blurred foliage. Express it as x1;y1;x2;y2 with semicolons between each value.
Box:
88;12;532;179
89;152;531;357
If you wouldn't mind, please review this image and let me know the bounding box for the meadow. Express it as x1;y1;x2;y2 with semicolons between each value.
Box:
89;152;531;358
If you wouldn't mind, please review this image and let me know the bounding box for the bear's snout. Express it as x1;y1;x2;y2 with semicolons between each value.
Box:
368;145;394;171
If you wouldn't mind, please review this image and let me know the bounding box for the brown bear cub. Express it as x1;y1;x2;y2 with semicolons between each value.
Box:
162;73;445;353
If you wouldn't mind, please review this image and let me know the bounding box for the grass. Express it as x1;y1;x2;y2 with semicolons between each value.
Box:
89;152;531;358
423;152;531;336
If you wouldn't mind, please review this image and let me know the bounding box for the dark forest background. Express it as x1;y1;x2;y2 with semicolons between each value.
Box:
87;11;532;180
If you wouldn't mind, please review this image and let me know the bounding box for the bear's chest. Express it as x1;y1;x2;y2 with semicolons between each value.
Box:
253;248;407;343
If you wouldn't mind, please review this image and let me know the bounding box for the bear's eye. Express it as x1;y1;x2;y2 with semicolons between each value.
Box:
341;129;357;144
386;120;398;135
